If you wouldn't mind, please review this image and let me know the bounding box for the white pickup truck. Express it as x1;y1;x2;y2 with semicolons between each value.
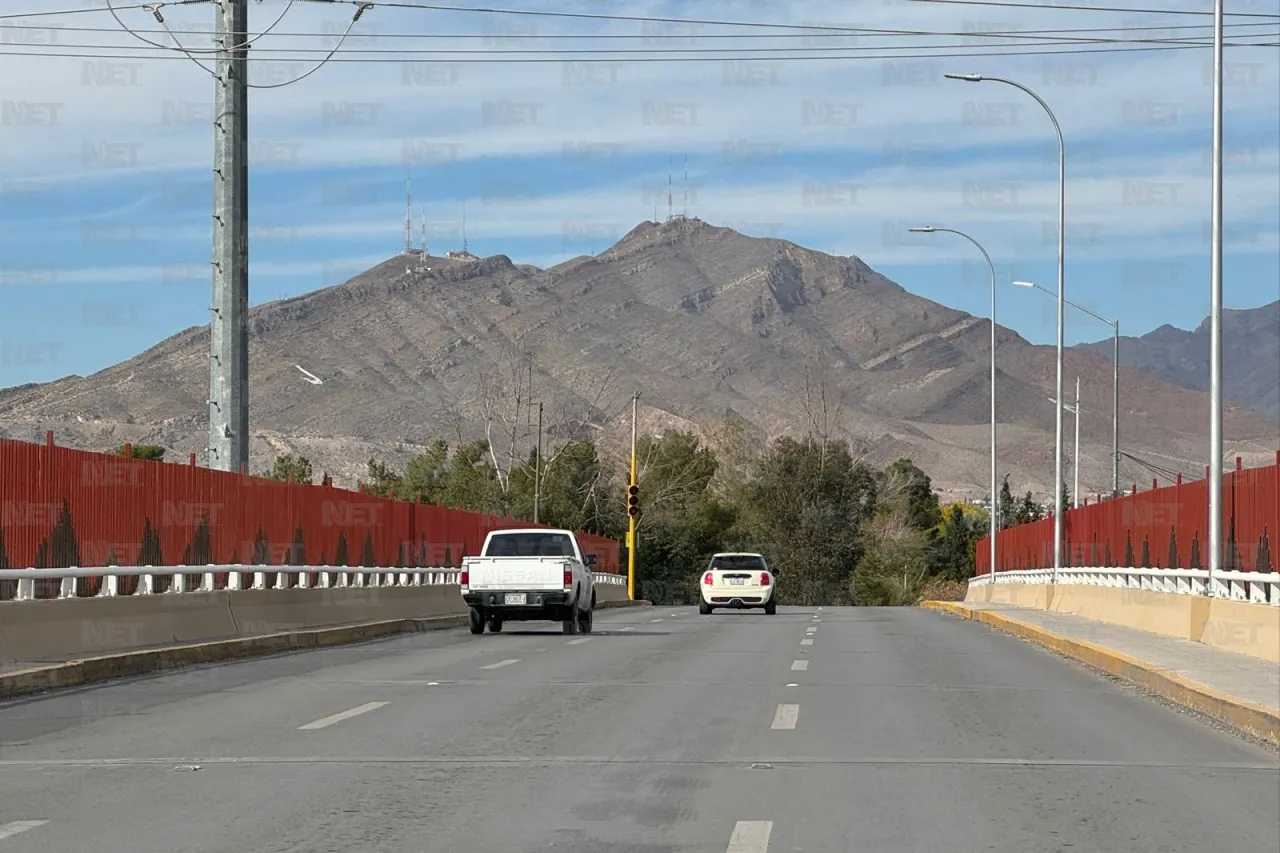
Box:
460;528;597;635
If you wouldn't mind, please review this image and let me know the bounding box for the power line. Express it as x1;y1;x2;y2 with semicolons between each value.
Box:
902;0;1280;18
0;2;209;21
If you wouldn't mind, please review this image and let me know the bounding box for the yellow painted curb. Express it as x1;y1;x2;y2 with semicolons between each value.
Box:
0;601;652;699
921;600;1280;747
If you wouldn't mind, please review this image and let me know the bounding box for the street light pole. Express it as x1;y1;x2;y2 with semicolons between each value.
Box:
1013;280;1120;499
1207;0;1225;597
627;391;639;601
948;72;1064;583
1074;376;1080;508
909;226;998;579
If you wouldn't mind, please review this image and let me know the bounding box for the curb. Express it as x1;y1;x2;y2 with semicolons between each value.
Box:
921;600;1280;747
0;600;651;700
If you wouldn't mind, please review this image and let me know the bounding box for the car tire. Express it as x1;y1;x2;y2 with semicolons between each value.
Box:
699;601;712;615
764;601;777;615
468;607;485;634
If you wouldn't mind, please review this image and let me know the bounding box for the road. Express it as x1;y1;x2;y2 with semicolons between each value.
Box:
0;606;1276;852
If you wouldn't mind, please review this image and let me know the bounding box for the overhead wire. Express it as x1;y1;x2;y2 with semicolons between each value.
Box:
900;0;1280;18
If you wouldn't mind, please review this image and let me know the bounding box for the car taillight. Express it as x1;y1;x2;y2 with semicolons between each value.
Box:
564;568;573;588
703;572;713;585
760;572;770;586
460;569;469;587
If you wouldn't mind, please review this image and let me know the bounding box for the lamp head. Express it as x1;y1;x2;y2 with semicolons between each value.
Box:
908;226;936;233
1012;280;1036;288
945;73;984;82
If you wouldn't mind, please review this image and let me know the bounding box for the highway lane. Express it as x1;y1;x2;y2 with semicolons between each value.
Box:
0;605;1275;852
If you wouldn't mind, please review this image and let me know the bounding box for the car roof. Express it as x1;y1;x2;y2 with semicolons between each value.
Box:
711;552;766;558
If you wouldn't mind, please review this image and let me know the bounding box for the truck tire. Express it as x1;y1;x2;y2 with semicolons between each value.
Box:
488;615;504;633
468;607;485;634
578;605;593;634
562;613;580;635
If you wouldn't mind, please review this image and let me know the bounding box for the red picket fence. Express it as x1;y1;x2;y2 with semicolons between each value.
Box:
0;434;621;596
976;453;1279;576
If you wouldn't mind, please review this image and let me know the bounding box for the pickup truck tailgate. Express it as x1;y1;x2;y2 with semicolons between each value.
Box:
466;557;571;590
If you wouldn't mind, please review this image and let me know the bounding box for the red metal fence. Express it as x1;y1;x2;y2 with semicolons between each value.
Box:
0;434;621;589
977;453;1279;575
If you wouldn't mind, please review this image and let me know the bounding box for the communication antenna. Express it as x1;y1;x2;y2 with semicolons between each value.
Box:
462;200;469;254
666;156;673;223
420;205;428;262
683;154;688;219
403;170;413;254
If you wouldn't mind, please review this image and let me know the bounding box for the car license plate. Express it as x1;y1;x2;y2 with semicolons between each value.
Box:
729;578;745;586
504;593;527;605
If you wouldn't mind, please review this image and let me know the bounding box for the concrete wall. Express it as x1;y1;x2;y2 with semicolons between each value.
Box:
965;583;1280;663
0;581;636;669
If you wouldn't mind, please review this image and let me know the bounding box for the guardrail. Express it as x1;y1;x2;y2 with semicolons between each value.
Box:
0;566;627;602
970;567;1280;606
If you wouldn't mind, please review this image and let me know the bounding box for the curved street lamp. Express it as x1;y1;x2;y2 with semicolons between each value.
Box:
945;72;1066;583
909;226;998;579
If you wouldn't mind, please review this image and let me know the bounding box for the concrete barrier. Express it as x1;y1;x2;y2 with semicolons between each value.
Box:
964;583;1280;664
0;585;649;698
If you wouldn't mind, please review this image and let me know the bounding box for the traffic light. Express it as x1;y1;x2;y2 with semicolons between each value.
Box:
627;484;639;518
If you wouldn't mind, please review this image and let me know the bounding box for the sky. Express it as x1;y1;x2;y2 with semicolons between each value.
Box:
0;0;1277;388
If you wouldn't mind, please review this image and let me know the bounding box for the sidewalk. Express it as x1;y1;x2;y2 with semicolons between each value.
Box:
924;600;1280;745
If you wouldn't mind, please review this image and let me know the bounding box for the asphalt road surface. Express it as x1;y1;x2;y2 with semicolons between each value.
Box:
0;606;1277;852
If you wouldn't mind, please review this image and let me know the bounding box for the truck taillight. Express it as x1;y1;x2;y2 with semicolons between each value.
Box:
703;572;713;585
760;572;770;586
564;567;573;588
460;570;468;588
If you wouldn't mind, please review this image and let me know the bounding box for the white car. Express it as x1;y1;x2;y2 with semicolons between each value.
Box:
699;552;777;615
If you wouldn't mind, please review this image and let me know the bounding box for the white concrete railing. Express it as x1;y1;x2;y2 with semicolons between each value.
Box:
971;567;1280;606
0;566;627;602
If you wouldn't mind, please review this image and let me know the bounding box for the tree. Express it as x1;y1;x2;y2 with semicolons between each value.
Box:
270;454;313;484
114;444;165;461
998;475;1016;529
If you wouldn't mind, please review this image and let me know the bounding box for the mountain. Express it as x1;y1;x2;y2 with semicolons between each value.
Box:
1076;300;1280;420
1;219;1275;500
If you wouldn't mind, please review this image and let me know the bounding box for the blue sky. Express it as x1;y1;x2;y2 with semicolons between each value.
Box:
1;0;1277;387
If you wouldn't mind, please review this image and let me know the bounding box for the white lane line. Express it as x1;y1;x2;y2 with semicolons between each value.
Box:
800;639;813;646
791;660;809;671
726;820;773;852
480;658;520;670
619;626;635;631
566;637;592;645
771;704;799;730
298;701;389;731
650;618;664;622
805;628;816;634
0;821;49;840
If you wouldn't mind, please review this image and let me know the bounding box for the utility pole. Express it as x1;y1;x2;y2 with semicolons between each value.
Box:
1207;0;1225;597
209;0;250;472
1074;376;1080;509
533;402;543;524
627;391;639;601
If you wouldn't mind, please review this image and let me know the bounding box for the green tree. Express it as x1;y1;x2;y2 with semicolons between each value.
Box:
114;444;165;461
998;475;1017;529
361;457;403;499
270;453;314;484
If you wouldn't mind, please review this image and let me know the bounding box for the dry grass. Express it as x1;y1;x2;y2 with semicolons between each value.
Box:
918;578;969;603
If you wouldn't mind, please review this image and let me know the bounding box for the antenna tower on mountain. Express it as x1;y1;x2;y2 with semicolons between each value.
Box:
462;199;469;254
666;156;673;222
403;170;413;254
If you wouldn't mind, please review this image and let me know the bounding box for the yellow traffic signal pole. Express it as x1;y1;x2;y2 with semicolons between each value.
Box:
627;391;639;600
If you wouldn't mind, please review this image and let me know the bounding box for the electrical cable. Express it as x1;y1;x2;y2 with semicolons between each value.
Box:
901;0;1280;18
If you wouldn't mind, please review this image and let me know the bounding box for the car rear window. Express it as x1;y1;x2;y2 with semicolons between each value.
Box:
710;554;766;571
485;532;576;558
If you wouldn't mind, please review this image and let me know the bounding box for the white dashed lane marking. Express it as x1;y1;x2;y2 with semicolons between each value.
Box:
771;704;799;730
566;637;592;645
298;702;389;730
791;660;809;671
0;821;49;840
726;821;773;852
480;658;520;670
800;639;813;646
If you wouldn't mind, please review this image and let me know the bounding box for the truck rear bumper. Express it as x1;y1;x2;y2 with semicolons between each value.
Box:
463;590;571;611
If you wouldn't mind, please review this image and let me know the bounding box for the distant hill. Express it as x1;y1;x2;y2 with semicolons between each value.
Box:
1076;300;1279;419
1;219;1275;500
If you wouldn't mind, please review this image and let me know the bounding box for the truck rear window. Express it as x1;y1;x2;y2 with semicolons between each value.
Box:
485;533;576;558
710;555;766;571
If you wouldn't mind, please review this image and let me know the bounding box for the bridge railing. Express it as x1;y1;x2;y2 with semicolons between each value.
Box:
0;566;627;602
969;566;1280;606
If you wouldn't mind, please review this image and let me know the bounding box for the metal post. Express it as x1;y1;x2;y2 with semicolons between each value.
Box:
909;226;998;579
1207;0;1224;597
1074;376;1080;508
209;0;250;472
627;391;639;601
946;73;1065;583
533;401;543;524
1112;320;1120;498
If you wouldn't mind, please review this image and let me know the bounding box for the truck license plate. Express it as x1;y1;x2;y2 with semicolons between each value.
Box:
504;593;527;605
